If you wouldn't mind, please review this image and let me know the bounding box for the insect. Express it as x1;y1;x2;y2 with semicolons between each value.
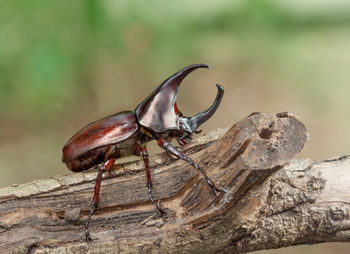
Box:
62;64;224;241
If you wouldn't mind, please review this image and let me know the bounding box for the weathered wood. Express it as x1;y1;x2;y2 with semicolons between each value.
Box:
4;112;348;254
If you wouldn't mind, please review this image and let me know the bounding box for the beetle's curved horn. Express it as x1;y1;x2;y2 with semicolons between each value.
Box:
185;84;224;132
135;64;209;133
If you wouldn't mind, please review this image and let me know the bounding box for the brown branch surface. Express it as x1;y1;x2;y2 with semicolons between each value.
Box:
1;112;348;254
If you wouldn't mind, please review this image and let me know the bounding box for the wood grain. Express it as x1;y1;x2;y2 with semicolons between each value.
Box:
0;112;323;253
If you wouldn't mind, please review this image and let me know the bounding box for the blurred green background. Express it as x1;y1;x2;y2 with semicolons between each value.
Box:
1;0;349;253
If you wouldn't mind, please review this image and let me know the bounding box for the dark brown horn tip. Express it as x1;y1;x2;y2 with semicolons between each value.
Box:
200;63;209;68
216;84;224;91
189;63;209;69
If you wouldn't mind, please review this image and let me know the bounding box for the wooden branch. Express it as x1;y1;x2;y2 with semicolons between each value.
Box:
1;112;349;253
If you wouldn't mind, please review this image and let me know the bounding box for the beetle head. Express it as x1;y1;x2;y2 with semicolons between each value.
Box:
135;64;224;137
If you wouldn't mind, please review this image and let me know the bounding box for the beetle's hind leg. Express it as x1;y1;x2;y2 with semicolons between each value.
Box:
141;146;166;215
85;158;115;242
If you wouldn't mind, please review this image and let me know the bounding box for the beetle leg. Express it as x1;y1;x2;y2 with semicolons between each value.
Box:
157;138;222;193
85;158;115;242
141;146;166;215
194;129;202;134
177;136;192;146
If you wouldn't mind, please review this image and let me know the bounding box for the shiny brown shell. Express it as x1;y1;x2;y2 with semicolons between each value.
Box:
62;111;139;163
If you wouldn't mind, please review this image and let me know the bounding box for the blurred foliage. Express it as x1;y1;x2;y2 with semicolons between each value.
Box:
1;0;350;130
1;2;350;252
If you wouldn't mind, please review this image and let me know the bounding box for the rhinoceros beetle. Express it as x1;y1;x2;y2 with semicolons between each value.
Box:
62;64;224;241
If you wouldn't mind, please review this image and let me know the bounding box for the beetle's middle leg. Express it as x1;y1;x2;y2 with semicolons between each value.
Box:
141;146;165;215
157;138;223;193
85;158;115;242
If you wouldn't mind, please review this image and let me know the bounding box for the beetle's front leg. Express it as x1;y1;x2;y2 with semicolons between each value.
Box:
85;158;115;242
157;138;222;193
141;146;166;215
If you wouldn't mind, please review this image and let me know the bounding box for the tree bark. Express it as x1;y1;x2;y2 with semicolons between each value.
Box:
0;112;348;254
